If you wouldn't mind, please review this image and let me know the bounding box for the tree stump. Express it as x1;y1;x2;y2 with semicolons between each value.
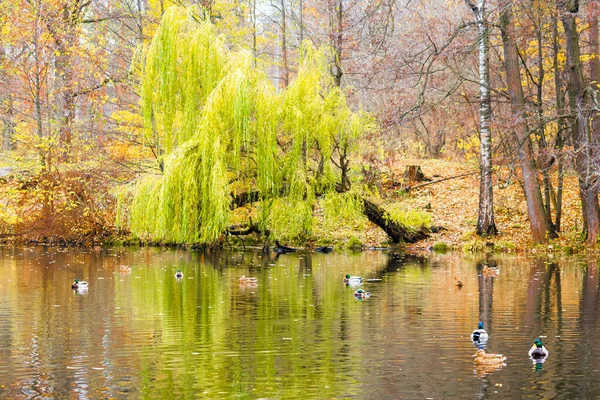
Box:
403;165;427;182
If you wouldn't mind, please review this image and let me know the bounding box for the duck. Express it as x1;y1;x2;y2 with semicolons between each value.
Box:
344;274;363;284
529;338;549;359
72;279;88;290
473;349;506;365
471;321;489;342
455;277;463;288
119;265;132;272
315;246;333;253
239;275;258;284
274;240;296;254
175;269;183;278
354;289;370;299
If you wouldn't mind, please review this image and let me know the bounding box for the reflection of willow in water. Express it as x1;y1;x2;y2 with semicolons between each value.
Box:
118;251;401;397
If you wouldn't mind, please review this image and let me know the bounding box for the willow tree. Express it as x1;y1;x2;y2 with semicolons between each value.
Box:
117;5;377;245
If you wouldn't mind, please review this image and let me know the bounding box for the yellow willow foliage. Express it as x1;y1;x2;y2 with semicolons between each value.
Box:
142;6;228;154
121;5;372;244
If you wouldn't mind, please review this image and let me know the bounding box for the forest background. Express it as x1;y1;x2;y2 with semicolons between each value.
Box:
0;0;599;253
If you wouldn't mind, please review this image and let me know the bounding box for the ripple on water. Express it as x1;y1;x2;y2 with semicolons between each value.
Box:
1;248;600;398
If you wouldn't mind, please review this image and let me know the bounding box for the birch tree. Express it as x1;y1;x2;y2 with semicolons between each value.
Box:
465;0;498;236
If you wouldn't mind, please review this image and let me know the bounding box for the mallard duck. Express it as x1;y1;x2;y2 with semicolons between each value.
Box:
119;265;132;272
175;270;183;278
72;279;88;289
354;289;370;299
529;338;549;358
344;274;363;284
239;275;258;284
455;277;463;288
471;321;489;342
473;349;506;365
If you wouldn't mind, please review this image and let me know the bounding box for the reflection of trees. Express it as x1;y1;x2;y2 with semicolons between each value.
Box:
524;258;566;394
574;260;600;397
525;258;562;332
382;253;427;275
15;249;600;397
476;258;496;334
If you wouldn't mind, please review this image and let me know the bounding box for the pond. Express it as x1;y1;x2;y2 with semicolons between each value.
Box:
0;246;598;399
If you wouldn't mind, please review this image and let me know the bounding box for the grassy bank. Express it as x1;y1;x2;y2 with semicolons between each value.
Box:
0;157;594;253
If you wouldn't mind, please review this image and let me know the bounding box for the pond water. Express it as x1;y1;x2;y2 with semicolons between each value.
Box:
0;246;599;399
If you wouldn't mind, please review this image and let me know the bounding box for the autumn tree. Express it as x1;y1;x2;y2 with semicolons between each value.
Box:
498;0;556;243
558;0;600;242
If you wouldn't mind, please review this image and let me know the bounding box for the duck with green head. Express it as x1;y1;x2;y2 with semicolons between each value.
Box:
471;321;489;343
71;279;88;290
354;289;370;299
529;338;549;359
344;274;362;285
175;270;183;278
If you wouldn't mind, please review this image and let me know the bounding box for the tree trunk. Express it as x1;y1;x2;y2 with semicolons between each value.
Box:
299;0;304;43
533;4;555;229
56;6;77;161
280;0;289;87
330;0;343;87
252;0;257;67
552;14;566;232
403;165;427;182
558;0;600;242
499;0;556;243
361;198;429;243
466;0;498;236
2;94;15;151
230;189;429;244
33;5;47;168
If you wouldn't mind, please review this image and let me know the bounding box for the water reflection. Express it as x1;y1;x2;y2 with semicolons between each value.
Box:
1;247;600;398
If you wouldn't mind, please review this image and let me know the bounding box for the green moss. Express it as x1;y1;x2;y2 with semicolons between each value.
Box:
432;241;448;253
385;204;432;231
462;240;485;253
346;236;363;250
492;241;516;253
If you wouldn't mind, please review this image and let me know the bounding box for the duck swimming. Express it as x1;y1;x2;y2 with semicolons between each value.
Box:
529;338;549;359
354;289;370;299
455;277;463;288
274;241;296;254
71;279;88;290
473;349;506;365
175;270;183;278
344;274;363;284
471;321;489;342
